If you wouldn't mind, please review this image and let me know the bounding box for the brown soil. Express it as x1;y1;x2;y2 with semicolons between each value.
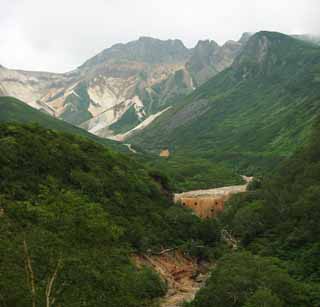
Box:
133;251;210;307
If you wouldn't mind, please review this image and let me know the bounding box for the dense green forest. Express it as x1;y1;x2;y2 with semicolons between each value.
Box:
136;151;244;192
186;120;320;307
0;123;220;306
0;96;243;192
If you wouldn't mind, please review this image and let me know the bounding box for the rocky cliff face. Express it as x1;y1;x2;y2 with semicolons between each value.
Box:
0;35;248;138
186;39;244;86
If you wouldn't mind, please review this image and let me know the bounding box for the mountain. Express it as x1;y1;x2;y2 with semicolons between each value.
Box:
0;35;247;139
0;123;219;306
186;38;244;87
129;31;320;173
0;96;124;150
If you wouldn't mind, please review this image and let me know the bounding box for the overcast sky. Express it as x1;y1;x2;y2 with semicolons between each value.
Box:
1;0;319;73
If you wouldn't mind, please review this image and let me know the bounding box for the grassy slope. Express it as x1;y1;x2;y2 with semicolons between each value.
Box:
130;32;320;174
0;96;126;151
136;152;244;192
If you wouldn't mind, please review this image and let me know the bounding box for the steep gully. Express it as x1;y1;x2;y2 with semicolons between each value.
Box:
135;177;252;307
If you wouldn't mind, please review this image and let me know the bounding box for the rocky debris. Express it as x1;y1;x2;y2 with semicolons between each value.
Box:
186;37;246;86
133;251;210;307
109;107;172;141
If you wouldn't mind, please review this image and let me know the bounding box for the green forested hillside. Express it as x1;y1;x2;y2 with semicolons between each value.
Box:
138;153;244;192
130;32;320;174
0;95;242;191
0;124;219;306
186;119;320;307
0;96;125;151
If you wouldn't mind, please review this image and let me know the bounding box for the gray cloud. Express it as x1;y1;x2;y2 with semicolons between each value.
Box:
1;0;319;72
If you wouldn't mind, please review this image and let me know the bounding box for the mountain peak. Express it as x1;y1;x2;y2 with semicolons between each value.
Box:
233;31;318;79
194;39;219;49
238;32;253;44
138;35;157;41
80;37;190;70
135;36;188;52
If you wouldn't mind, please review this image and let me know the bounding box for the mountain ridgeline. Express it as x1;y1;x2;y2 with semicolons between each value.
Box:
0;96;126;151
0;34;249;139
129;32;320;173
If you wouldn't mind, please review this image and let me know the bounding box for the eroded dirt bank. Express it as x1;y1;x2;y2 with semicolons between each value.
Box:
134;251;210;307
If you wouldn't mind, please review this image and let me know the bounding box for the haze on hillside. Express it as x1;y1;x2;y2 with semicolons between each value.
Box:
1;0;320;72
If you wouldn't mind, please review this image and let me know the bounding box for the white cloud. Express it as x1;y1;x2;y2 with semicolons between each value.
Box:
0;0;319;72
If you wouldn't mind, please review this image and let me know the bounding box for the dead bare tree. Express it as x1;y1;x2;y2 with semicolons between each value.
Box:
23;239;63;307
23;239;36;307
45;257;62;307
221;229;238;250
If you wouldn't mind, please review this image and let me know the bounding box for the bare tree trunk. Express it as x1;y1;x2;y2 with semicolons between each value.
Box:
45;258;62;307
150;247;179;255
221;229;238;250
23;239;36;307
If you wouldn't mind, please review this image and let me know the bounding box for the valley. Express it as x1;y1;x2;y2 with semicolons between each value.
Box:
1;26;320;307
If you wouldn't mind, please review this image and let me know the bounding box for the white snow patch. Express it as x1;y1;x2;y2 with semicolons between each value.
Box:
109;106;172;141
84;99;133;135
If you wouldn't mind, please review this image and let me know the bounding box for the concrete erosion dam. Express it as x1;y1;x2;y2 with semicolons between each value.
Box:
174;176;253;218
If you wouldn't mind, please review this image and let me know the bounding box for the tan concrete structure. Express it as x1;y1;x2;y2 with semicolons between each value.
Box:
178;197;225;218
160;149;170;158
174;177;253;218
